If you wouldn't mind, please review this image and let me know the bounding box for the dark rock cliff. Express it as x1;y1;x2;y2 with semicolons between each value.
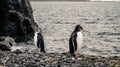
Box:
0;0;38;42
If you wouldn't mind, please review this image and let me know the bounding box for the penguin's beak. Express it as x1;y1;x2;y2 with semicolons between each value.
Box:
81;28;87;32
81;28;83;30
80;27;83;30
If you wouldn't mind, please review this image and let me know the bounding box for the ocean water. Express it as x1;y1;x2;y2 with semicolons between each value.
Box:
30;2;120;56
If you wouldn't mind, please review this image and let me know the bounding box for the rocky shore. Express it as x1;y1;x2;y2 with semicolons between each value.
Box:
0;50;120;67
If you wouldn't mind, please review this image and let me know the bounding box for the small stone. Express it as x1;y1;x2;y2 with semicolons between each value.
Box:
77;58;82;60
13;49;23;54
72;57;75;60
115;64;120;67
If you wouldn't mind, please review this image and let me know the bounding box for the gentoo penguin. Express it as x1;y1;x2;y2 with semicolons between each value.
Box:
34;28;46;52
69;25;83;57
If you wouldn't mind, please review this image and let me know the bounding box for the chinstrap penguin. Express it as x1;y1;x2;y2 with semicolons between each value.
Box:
69;25;83;57
34;28;46;52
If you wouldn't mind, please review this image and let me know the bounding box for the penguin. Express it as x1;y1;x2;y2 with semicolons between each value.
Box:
69;25;83;57
34;28;45;52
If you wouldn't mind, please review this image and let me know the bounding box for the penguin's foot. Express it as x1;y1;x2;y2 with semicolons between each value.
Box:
68;51;75;56
41;51;46;53
74;53;80;59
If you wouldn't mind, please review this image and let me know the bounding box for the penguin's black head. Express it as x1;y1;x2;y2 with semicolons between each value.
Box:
74;25;83;32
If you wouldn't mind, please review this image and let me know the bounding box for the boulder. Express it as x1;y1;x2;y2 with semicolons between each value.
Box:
0;36;16;51
0;0;39;42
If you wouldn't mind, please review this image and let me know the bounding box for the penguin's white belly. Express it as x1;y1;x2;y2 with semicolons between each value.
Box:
76;32;83;53
34;32;38;48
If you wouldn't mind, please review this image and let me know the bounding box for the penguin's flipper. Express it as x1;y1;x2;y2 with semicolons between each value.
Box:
72;33;77;52
37;33;46;52
40;38;46;52
74;36;77;51
69;38;74;53
69;32;77;53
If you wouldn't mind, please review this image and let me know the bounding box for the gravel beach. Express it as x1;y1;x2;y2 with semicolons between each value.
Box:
0;51;120;67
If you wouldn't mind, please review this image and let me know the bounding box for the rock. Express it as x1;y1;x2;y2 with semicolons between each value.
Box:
0;0;39;42
13;49;23;54
0;36;16;51
110;56;119;60
115;64;120;67
95;62;107;67
89;56;98;61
